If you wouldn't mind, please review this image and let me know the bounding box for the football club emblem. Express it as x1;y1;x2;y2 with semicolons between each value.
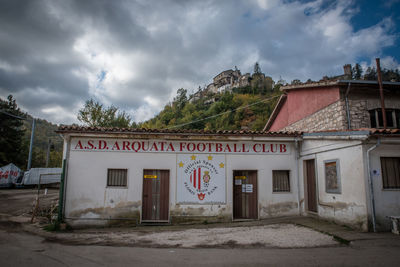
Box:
177;154;226;203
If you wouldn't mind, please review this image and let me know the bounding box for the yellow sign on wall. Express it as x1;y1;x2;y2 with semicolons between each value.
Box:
235;176;247;179
144;175;157;179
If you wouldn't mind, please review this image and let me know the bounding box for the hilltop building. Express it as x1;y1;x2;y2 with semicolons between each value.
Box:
207;68;251;94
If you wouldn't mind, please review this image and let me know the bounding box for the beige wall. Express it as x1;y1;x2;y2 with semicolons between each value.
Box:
299;139;369;231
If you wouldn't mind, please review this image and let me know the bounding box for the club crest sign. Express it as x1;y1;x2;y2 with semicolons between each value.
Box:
177;154;226;203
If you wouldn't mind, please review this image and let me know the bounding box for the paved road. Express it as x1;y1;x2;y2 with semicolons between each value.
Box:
1;228;400;267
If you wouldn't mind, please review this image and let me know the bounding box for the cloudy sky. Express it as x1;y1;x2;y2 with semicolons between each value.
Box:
0;0;399;125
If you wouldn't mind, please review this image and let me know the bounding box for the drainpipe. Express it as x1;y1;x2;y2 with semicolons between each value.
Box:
345;83;351;130
366;138;380;232
295;138;302;215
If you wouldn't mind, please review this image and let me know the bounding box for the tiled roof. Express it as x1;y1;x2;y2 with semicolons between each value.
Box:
363;128;400;135
280;80;400;91
56;125;301;137
303;128;400;136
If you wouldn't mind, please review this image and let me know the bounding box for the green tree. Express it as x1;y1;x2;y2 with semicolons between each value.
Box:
352;63;363;80
291;79;302;85
77;99;133;128
0;95;26;167
254;62;261;75
173;88;188;111
364;67;377;80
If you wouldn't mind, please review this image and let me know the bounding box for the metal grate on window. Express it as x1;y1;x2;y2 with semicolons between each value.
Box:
272;170;290;192
381;157;400;189
107;169;127;187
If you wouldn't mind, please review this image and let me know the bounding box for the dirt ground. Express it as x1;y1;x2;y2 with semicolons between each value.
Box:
0;188;59;219
0;188;339;248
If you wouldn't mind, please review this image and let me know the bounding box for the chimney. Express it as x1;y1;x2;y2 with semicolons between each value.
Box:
343;64;352;80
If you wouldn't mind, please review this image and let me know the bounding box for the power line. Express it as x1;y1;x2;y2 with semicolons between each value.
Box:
0;109;26;120
164;94;281;129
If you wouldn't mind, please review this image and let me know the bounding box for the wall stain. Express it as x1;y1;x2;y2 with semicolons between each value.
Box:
69;201;141;220
261;202;298;216
318;201;353;210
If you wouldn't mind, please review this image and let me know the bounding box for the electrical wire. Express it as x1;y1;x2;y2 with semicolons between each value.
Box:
164;94;281;129
0;109;26;120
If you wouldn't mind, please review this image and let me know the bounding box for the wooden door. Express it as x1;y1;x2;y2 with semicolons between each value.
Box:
233;170;258;219
305;160;317;212
142;170;169;221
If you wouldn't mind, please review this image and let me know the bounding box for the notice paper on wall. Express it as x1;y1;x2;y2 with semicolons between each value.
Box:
246;184;253;193
242;184;253;193
235;179;242;185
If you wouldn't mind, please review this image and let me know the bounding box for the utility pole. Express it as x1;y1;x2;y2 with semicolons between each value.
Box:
46;139;51;168
376;58;387;129
27;118;36;170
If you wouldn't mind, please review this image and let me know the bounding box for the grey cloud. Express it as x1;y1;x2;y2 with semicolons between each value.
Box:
0;0;398;124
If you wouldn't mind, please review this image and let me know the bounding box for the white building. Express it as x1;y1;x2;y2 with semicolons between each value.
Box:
57;126;400;231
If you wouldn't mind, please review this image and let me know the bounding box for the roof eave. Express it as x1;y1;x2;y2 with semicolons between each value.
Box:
263;94;287;132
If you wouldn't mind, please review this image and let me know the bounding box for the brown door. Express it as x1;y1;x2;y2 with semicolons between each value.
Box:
142;170;170;221
233;170;258;219
305;160;317;212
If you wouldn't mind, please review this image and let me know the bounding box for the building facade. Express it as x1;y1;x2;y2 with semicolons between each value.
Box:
58;127;300;226
57;126;400;231
264;80;400;132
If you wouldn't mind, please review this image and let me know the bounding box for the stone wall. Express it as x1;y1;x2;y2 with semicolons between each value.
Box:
281;96;400;132
347;99;370;129
282;100;348;132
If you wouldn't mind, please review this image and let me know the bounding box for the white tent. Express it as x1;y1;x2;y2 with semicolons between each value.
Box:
0;163;23;188
21;168;62;185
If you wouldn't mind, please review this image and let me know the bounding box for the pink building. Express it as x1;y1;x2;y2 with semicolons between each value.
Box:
264;80;400;132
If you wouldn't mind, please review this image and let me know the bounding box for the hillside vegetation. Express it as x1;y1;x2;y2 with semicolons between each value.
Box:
141;87;282;131
140;63;400;131
0;95;63;170
22;115;63;168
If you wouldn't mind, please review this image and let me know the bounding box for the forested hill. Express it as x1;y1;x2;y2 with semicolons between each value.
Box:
22;114;63;168
0;95;63;169
140;87;282;131
140;63;400;131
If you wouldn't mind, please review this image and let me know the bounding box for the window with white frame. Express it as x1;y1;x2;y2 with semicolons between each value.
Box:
272;170;290;192
325;160;341;194
107;169;127;187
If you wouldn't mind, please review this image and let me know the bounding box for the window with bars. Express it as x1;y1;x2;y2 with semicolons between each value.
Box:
272;170;290;192
380;157;400;189
325;160;341;194
107;169;127;187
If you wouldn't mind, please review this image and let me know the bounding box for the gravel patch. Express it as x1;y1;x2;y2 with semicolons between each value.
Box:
136;224;337;248
51;224;338;248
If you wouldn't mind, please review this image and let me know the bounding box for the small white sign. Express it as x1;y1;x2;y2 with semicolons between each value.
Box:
242;184;246;192
246;184;253;193
235;179;242;185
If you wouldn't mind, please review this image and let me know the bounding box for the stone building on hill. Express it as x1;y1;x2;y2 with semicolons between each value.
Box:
207;68;251;94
